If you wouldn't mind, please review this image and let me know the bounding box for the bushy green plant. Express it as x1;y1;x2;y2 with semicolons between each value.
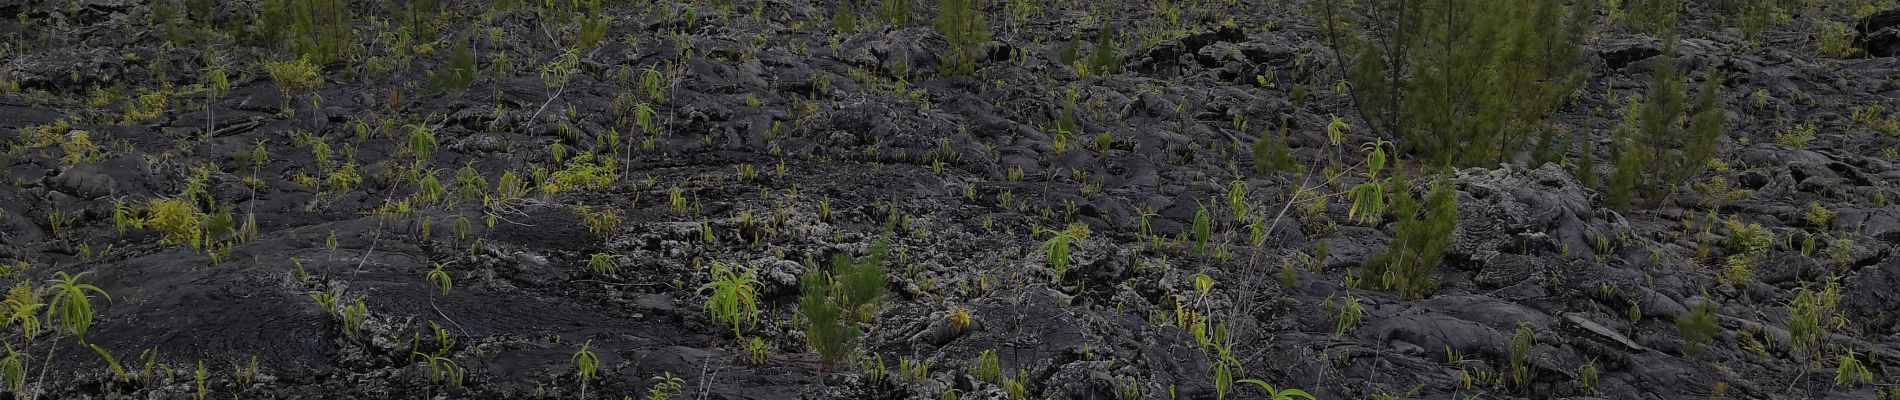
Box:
258;0;353;63
425;36;478;93
834;236;890;320
700;262;760;337
1253;125;1297;174
3;282;45;341
263;56;323;106
1789;279;1841;359
1039;223;1088;279
1676;299;1718;357
1359;177;1458;298
1333;294;1363;336
834;0;859;34
931;0;990;75
1722;218;1771;287
799;270;857;369
1804;202;1835;229
1776;123;1816;148
1836;349;1872;386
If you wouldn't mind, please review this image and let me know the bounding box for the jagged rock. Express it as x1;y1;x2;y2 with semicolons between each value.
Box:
1858;9;1900;57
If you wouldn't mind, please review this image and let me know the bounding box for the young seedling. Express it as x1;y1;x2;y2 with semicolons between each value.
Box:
700;262;760;337
47;271;109;342
573;339;601;398
426;262;453;295
1038;223;1090;280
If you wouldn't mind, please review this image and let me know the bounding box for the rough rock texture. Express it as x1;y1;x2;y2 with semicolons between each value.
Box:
0;1;1896;400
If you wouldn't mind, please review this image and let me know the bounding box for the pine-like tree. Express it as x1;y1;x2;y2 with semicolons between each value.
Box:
932;0;990;76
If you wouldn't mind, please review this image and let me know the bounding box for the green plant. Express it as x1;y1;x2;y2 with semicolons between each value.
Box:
1805;202;1835;229
1509;321;1534;390
644;372;684;400
404;124;437;160
194;360;208;400
1359;177;1458;298
1253;125;1297;174
573;339;601;396
425;36;478;93
1039;223;1089;279
931;0;990;75
1192;204;1212;254
971;349;1001;383
1210;343;1242;399
1722;218;1771;288
833;234;891;321
745;337;769;365
3;282;45;341
417;352;465;388
701;262;760;336
1676;299;1718;358
1776;123;1817;148
0;345;22;394
834;0;858;33
263;56;323;108
341;295;368;337
426;262;452;295
1789;279;1842;359
1835;349;1871;386
1347;140;1392;224
89;343;131;383
1333;294;1363;336
799;270;858;369
587;253;619;277
1237;379;1317;400
1577;358;1599;391
47;271;109;341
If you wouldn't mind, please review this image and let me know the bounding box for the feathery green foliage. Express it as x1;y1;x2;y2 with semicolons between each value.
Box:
932;0;990;75
799;270;857;368
258;0;353;63
1359;177;1458;298
1325;0;1589;167
1676;299;1718;357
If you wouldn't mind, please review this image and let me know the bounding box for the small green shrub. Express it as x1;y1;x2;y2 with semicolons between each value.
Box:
263;56;324;105
1804;202;1835;229
1789;279;1841;358
931;0;990;75
1359;177;1457;298
971;349;1001;383
1039;223;1088;279
1836;349;1872;386
1333;294;1363;337
1678;299;1720;357
700;262;760;337
1775;123;1816;147
799;270;858;369
424;37;477;93
1252;125;1297;174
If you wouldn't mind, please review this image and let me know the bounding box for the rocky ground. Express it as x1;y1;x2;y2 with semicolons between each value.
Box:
1;0;1899;399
